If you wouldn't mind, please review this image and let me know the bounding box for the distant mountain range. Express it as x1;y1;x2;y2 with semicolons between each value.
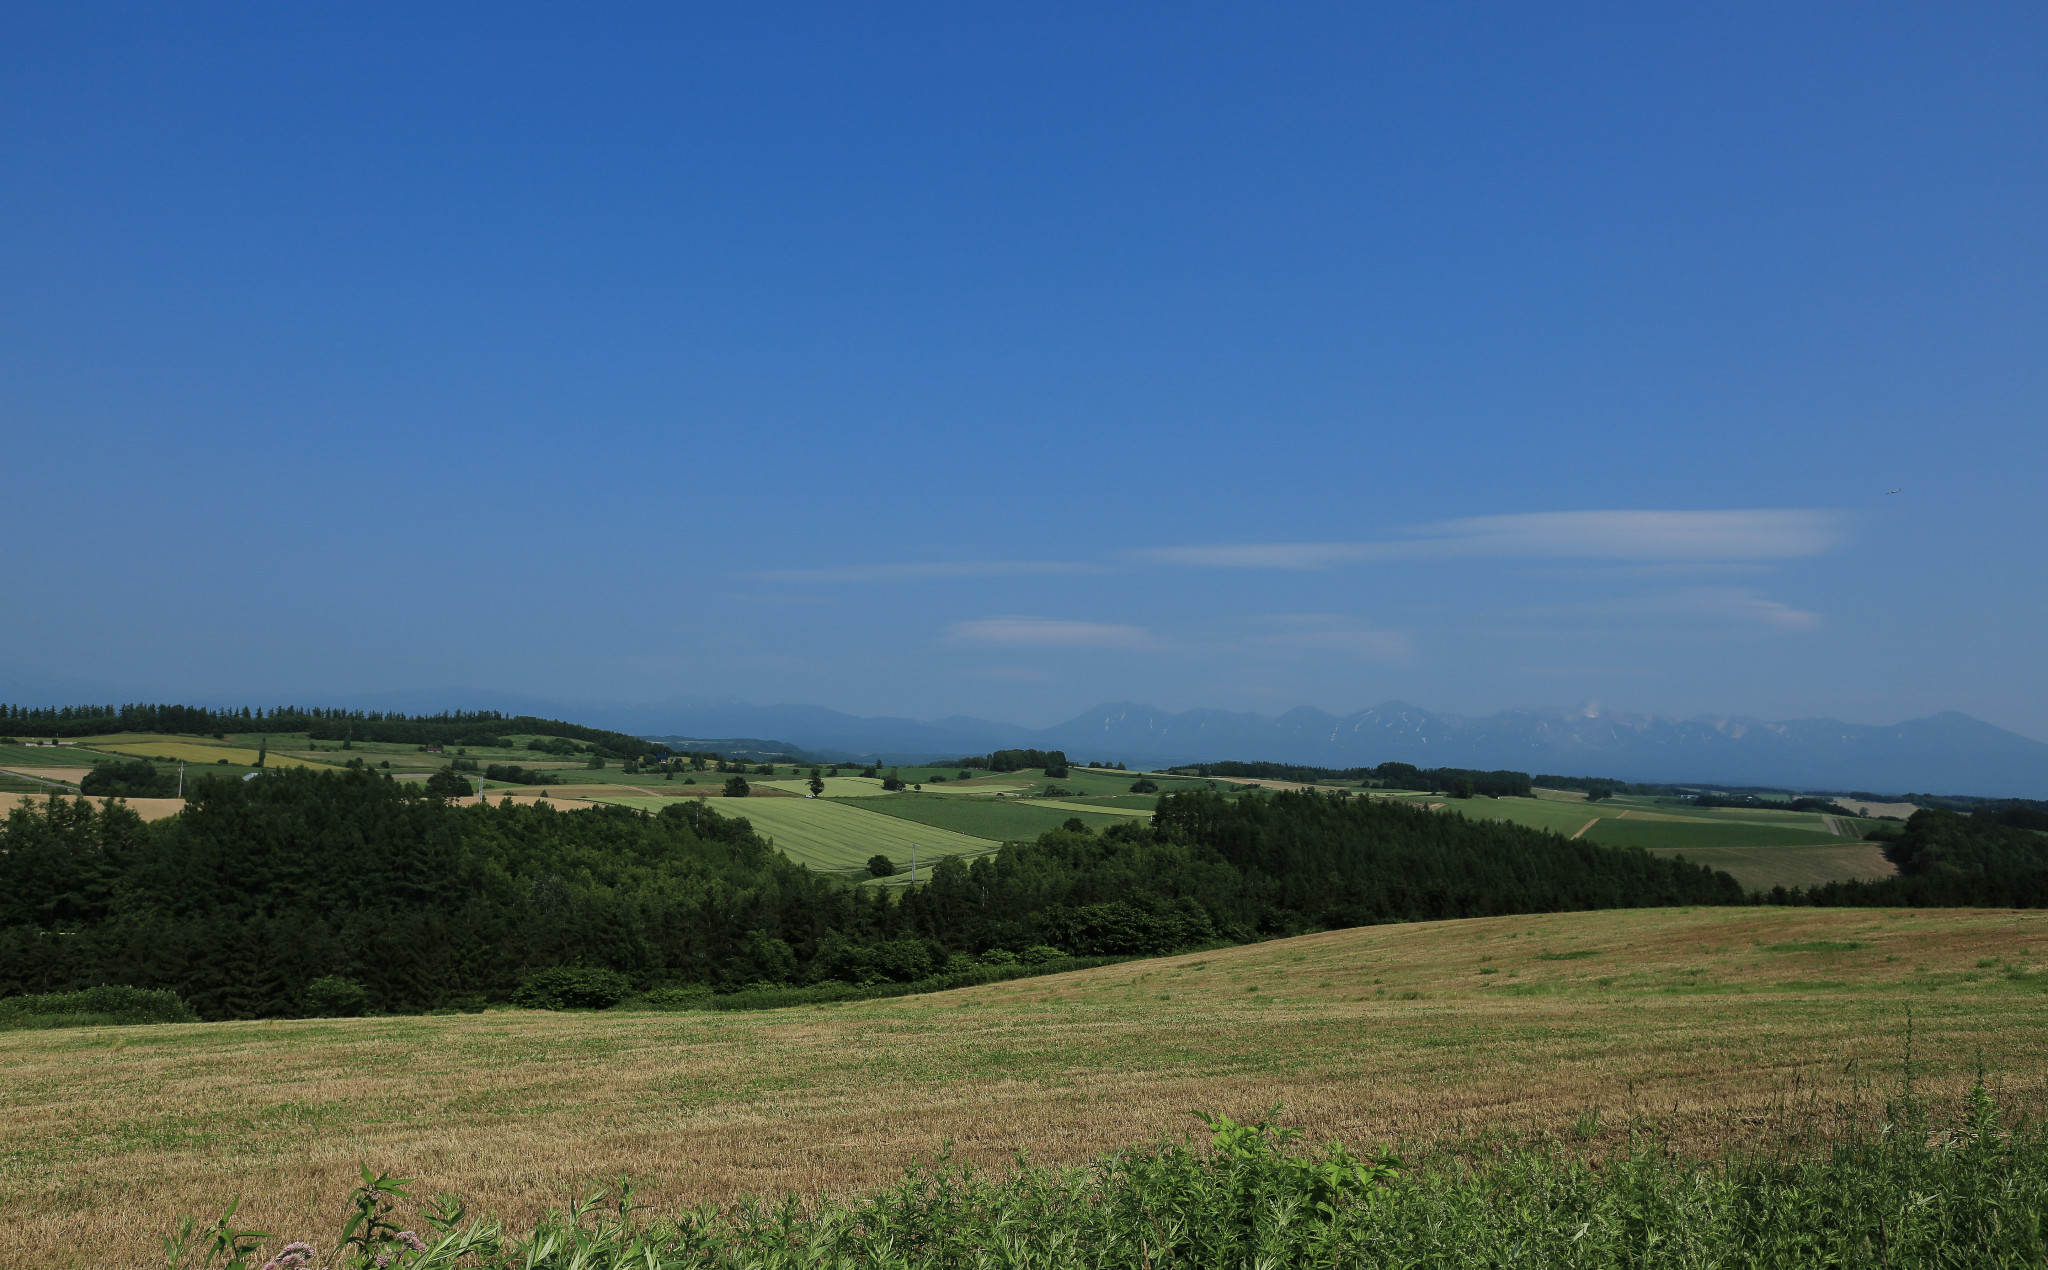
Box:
614;698;2048;798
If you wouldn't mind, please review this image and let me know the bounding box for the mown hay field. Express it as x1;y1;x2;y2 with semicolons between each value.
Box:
64;736;331;769
1641;843;1900;891
1583;816;1841;850
0;792;189;821
589;792;998;872
5;906;2045;1267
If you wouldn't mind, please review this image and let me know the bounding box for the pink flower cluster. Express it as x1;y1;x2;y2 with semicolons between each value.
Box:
372;1230;430;1266
261;1242;316;1270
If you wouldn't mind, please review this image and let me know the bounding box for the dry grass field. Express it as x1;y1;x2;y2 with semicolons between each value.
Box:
0;792;189;821
5;907;2046;1266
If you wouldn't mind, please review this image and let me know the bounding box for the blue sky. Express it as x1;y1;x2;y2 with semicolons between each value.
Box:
3;4;2044;737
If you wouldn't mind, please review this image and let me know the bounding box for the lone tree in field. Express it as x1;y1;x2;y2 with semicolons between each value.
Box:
424;768;473;801
867;854;897;877
723;774;751;799
808;773;825;796
1451;775;1475;799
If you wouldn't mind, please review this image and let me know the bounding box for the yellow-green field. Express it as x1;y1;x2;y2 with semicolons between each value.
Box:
588;791;1000;872
5;906;2044;1266
1371;789;1900;891
60;735;333;769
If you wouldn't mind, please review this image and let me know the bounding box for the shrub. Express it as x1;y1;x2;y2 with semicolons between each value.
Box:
1129;778;1159;793
423;768;473;801
514;966;631;1010
0;984;198;1028
722;775;750;798
638;984;715;1009
1018;945;1066;965
79;758;174;798
867;854;897;877
303;975;371;1017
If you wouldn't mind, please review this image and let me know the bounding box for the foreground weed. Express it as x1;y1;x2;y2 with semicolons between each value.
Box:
174;1082;2048;1269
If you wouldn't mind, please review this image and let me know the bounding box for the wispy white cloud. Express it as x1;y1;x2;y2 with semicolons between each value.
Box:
1651;588;1822;631
948;616;1158;650
1130;509;1848;570
751;560;1103;584
1508;587;1822;633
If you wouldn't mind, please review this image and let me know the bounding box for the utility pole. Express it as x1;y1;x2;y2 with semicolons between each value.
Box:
177;762;184;798
911;842;917;883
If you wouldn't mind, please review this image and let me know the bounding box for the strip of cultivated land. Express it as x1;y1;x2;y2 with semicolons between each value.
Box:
5;906;2045;1265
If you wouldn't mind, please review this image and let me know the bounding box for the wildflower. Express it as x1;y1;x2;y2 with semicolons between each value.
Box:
265;1243;318;1270
398;1230;429;1252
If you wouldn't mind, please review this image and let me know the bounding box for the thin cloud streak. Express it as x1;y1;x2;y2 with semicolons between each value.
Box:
948;617;1158;650
1504;587;1823;633
1131;509;1849;569
751;560;1106;584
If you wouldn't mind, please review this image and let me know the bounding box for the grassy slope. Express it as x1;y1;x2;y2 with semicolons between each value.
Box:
7;906;2044;1266
851;793;1131;839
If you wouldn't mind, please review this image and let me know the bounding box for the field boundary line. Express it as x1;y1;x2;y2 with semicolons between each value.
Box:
1570;818;1598;840
0;768;80;791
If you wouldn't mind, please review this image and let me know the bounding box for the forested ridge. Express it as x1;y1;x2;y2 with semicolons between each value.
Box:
0;701;657;756
0;770;1752;1018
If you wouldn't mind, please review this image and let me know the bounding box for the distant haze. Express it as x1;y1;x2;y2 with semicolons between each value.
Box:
593;697;2046;799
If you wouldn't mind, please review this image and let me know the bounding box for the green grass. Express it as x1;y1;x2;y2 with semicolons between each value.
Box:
753;776;896;797
614;795;998;873
1080;793;1161;809
0;743;98;768
850;793;1131;840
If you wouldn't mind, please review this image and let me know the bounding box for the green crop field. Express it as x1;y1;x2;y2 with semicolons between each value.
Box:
755;776;898;798
0;743;100;767
852;793;1132;840
1020;798;1154;818
598;794;998;873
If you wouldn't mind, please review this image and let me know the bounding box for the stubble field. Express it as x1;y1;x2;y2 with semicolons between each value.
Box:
5;906;2045;1266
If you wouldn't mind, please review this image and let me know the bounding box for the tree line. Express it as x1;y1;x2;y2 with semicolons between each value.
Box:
0;769;1763;1018
0;702;658;757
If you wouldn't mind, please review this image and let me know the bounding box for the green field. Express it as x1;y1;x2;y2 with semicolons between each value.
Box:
851;793;1132;840
0;743;98;767
596;794;998;873
1020;798;1154;818
755;776;901;797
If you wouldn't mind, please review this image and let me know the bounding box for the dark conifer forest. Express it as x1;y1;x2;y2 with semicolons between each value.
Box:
0;770;1758;1018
